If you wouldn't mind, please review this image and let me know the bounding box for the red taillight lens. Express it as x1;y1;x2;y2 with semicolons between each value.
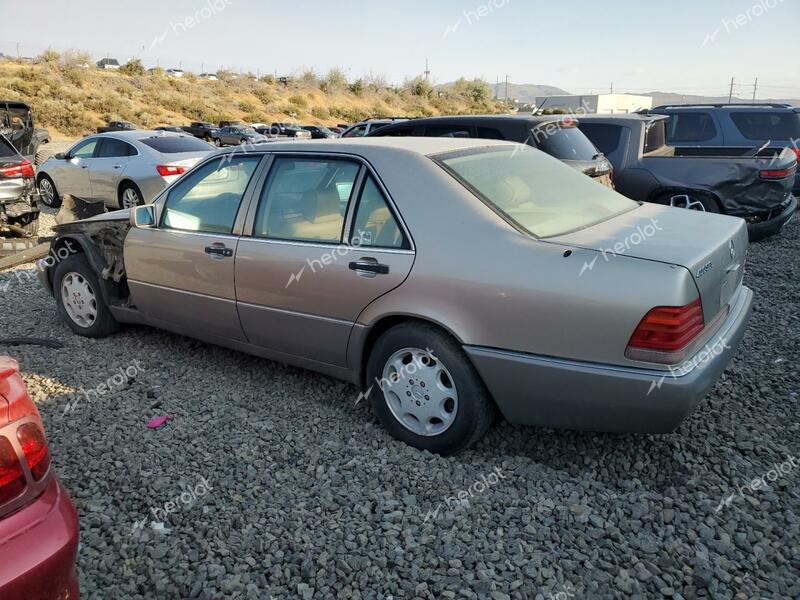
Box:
156;164;186;176
17;423;50;481
0;159;35;179
0;437;25;504
760;164;797;179
792;148;800;162
628;299;705;353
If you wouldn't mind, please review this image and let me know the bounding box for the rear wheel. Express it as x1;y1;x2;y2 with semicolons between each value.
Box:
366;323;495;455
119;182;144;209
37;174;61;208
54;254;120;338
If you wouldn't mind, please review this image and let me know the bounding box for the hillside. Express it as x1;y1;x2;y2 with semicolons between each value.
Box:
489;83;570;103
0;57;502;139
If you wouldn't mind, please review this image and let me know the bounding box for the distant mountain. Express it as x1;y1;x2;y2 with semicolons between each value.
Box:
490;83;569;103
636;91;799;109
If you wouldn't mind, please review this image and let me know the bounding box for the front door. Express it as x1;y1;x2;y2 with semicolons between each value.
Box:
58;137;99;199
125;154;263;342
90;137;135;207
235;156;415;366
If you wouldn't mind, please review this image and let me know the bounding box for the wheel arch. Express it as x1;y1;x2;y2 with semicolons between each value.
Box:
649;186;723;210
117;179;142;204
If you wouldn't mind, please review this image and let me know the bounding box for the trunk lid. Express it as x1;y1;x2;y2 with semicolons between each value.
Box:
550;203;748;322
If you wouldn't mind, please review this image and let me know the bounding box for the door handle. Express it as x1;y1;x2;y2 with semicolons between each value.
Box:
113;164;122;169
204;244;233;258
349;261;389;275
80;165;89;169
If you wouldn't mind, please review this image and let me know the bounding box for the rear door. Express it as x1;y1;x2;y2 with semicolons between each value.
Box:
90;137;136;206
125;154;263;341
235;155;415;366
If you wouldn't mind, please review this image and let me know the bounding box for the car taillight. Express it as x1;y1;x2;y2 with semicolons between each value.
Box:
628;299;705;356
792;148;800;162
156;164;186;176
17;423;50;481
0;437;25;505
0;159;35;179
760;164;797;179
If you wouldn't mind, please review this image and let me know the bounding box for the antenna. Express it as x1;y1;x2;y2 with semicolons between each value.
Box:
728;77;735;103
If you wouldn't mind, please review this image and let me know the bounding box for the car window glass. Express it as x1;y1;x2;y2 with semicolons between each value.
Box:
139;136;211;153
665;113;717;142
730;112;800;140
96;138;135;158
351;176;406;249
426;125;472;138
343;125;368;138
70;138;99;158
534;126;598;160
254;157;360;243
161;156;261;234
578;124;622;155
374;126;416;137
476;127;505;140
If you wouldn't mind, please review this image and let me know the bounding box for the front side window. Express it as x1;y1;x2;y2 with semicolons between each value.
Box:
351;176;407;249
343;125;368;138
254;157;360;243
70;138;99;158
730;111;800;140
161;156;261;233
438;146;635;238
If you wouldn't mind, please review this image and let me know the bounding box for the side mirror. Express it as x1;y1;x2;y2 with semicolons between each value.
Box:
131;205;156;228
54;152;66;160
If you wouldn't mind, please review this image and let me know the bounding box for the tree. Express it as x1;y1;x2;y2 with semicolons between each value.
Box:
120;59;145;76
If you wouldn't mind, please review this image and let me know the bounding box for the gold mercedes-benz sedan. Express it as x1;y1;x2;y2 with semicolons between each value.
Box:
40;138;752;454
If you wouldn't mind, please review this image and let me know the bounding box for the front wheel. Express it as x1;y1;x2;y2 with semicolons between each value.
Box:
37;174;62;208
214;138;222;147
54;254;120;338
366;323;495;455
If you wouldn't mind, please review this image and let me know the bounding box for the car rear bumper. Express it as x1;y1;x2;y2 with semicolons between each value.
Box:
746;195;796;241
465;285;753;434
0;477;80;600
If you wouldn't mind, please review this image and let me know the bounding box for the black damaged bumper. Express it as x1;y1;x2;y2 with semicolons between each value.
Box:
746;195;797;242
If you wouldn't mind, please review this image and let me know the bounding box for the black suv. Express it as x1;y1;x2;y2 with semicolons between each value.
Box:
369;115;613;187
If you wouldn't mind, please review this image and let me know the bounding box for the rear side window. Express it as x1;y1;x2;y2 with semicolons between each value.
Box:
425;125;472;138
139;136;211;153
534;126;599;160
351;177;407;249
254;158;360;243
375;125;417;137
96;138;136;158
664;112;718;142
161;156;261;233
643;120;667;153
578;123;622;155
730;112;800;140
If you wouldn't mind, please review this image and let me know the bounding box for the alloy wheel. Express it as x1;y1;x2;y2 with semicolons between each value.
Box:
38;178;55;206
121;188;142;209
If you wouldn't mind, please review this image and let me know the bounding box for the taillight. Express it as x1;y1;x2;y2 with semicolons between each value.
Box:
627;299;705;359
17;423;50;481
156;164;186;176
760;165;797;179
0;159;35;179
0;437;25;505
792;148;800;163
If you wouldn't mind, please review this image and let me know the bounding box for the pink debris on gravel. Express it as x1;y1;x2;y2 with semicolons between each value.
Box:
147;415;175;429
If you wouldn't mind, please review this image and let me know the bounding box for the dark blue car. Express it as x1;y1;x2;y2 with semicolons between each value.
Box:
650;103;800;195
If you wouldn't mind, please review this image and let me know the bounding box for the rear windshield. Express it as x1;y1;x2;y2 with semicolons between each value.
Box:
730;112;800;140
0;135;18;158
644;120;667;153
139;136;211;153
438;146;635;238
533;125;599;160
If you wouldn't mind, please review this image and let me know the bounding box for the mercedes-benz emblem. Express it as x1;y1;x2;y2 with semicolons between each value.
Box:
729;239;736;260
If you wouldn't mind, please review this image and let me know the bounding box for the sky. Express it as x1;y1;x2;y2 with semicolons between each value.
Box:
1;0;798;97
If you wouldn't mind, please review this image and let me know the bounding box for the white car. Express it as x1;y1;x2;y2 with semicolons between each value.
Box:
36;131;213;209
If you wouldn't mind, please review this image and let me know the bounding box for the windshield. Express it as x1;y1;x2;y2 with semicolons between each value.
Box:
438;146;635;238
534;125;600;161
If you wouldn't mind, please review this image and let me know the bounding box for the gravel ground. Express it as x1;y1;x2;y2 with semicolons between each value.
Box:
0;215;798;599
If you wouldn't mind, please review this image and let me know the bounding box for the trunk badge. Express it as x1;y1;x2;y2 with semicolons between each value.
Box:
729;240;737;260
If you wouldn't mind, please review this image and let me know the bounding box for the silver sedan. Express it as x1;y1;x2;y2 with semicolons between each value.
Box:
36;131;212;210
40;138;752;454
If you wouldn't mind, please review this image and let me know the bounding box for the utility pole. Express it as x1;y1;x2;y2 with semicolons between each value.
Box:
424;59;430;81
752;77;758;102
201;62;204;74
16;42;20;59
728;77;735;103
610;81;614;94
505;74;509;102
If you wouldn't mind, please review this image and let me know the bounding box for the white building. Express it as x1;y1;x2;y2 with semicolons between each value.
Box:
534;93;653;115
96;58;120;70
165;68;185;78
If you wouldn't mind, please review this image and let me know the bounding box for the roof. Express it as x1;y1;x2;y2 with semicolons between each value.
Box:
652;103;795;110
574;114;668;123
377;114;571;126
93;130;191;140
215;136;516;158
96;58;119;66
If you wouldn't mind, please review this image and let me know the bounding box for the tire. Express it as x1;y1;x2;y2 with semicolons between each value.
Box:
204;135;212;143
54;254;120;338
214;138;222;147
656;191;720;213
118;182;144;209
366;322;495;455
37;174;62;208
